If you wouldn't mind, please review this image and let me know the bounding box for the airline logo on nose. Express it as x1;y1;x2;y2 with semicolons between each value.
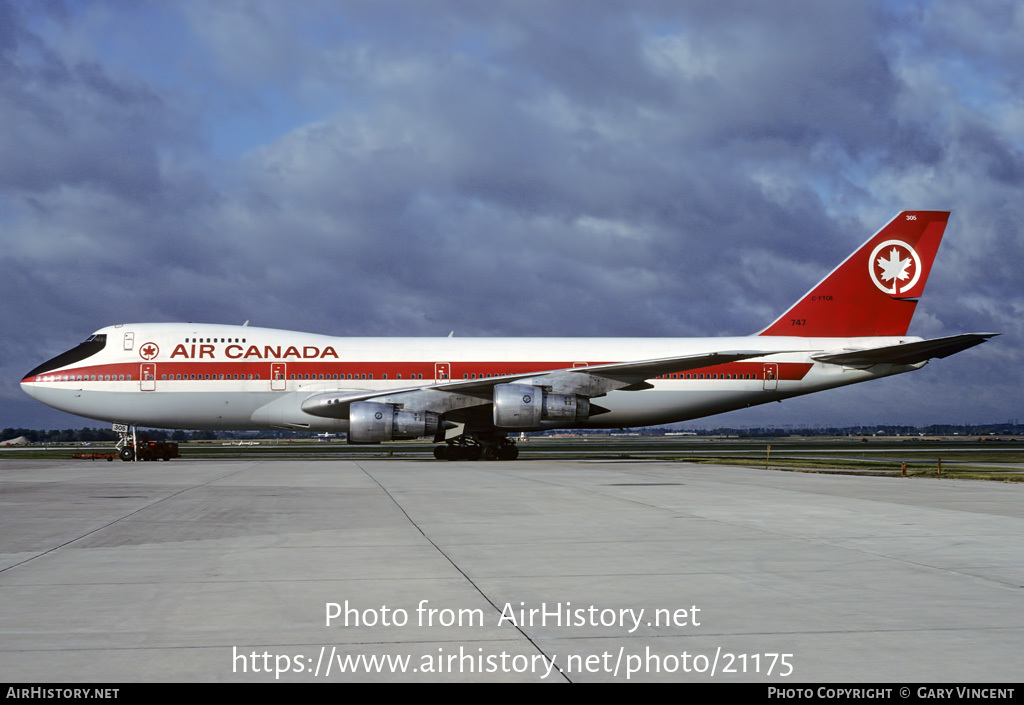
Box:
139;343;159;360
869;240;921;295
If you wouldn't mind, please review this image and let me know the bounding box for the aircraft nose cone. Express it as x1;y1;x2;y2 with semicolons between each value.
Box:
20;375;38;400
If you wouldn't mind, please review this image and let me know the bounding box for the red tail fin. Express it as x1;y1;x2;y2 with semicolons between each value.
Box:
758;211;949;337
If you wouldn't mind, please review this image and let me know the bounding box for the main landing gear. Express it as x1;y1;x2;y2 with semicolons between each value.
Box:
433;435;520;461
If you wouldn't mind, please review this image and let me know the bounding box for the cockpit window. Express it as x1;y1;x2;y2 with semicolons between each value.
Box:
24;334;109;378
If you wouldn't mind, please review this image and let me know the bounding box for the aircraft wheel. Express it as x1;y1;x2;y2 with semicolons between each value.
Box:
434;446;446;460
482;445;500;461
463;445;482;461
119;447;134;462
498;445;519;461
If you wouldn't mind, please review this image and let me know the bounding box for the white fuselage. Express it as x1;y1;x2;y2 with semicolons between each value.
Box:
21;322;923;432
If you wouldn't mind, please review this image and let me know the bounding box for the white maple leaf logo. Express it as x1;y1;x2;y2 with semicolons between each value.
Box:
868;239;922;295
877;247;912;285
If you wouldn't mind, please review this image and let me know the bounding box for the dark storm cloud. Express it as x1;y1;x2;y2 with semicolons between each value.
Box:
0;27;170;200
2;1;1021;429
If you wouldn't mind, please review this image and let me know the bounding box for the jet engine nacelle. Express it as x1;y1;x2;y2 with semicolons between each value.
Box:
348;401;440;444
492;383;590;429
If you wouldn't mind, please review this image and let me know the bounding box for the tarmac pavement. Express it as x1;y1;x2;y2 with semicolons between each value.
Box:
1;458;1022;682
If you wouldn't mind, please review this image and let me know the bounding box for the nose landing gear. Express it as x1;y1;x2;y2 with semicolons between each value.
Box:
114;423;135;462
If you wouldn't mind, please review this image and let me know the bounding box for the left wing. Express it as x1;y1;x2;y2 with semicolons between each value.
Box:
301;349;785;420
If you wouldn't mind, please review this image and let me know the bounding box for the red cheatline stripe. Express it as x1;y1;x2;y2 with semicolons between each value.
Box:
26;361;814;383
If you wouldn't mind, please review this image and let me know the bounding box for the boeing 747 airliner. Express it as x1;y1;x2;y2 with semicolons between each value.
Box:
21;211;994;460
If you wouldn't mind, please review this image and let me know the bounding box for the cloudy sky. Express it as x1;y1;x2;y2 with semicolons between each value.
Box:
2;0;1021;431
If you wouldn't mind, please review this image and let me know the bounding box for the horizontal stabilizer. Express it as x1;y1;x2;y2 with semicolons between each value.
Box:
812;333;997;366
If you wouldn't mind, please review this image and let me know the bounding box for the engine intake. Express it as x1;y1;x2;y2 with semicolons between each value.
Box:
492;384;590;429
348;401;440;444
